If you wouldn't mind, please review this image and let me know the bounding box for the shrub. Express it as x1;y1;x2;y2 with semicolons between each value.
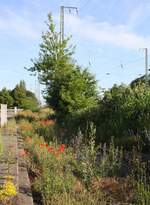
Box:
0;176;17;203
33;120;55;142
96;139;123;177
62;84;150;151
39;107;54;120
74;136;123;186
16;110;39;122
129;149;150;204
24;135;76;204
18;120;34;137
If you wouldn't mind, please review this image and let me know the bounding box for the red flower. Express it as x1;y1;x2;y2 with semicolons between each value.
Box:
39;143;45;148
40;120;55;126
59;144;65;153
47;146;53;153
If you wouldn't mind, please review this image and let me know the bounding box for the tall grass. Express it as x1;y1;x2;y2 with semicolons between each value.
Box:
17;112;150;205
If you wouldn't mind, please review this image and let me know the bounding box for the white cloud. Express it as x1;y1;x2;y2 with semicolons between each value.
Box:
1;4;150;49
65;14;150;50
0;8;41;40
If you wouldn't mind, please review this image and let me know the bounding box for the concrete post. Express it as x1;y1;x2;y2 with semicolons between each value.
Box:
1;104;7;127
14;107;17;115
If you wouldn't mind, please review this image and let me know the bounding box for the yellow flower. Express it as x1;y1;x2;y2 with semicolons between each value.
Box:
0;180;17;201
3;181;17;196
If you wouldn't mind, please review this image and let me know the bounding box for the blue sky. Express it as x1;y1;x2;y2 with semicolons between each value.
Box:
0;0;150;96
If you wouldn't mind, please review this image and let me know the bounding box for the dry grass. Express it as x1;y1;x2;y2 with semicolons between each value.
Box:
91;177;134;204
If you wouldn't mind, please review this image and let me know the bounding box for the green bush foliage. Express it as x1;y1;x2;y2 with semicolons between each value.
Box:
17;115;150;204
0;88;14;107
0;81;39;109
63;83;150;150
12;81;39;110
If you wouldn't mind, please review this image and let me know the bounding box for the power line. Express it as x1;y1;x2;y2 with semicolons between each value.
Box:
89;56;144;72
94;56;145;80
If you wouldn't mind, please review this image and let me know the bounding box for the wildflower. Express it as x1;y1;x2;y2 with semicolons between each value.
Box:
19;149;28;157
47;147;53;153
0;180;17;201
39;143;45;148
59;144;65;153
3;181;17;196
40;120;55;126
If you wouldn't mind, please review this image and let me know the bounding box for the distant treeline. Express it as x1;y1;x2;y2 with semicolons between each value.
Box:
0;80;39;110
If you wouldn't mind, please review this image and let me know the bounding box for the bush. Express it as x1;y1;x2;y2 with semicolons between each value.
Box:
24;135;76;204
62;84;150;151
16;110;39;122
34;120;55;142
18;119;34;137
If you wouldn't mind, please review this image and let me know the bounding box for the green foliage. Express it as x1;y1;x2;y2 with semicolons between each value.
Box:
74;129;98;185
17;115;150;205
74;134;123;186
18;119;35;137
0;88;14;107
130;74;150;88
96;138;123;177
129;150;150;205
25;135;76;205
11;80;39;110
28;14;98;121
21;96;39;111
11;80;26;107
135;182;150;205
33;121;55;143
63;83;150;151
0;81;39;110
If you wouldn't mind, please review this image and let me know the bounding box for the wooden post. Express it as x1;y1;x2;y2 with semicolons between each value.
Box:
1;104;7;127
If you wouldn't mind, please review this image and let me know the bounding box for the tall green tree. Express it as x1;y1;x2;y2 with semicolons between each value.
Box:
0;88;14;107
11;80;39;110
22;90;39;111
28;14;98;121
11;80;26;107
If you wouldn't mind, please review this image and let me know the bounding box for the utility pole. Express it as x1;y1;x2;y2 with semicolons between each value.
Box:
34;74;41;104
140;48;149;86
144;48;149;86
60;6;78;43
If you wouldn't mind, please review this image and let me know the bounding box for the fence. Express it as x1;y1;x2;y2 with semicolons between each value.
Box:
0;104;23;127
